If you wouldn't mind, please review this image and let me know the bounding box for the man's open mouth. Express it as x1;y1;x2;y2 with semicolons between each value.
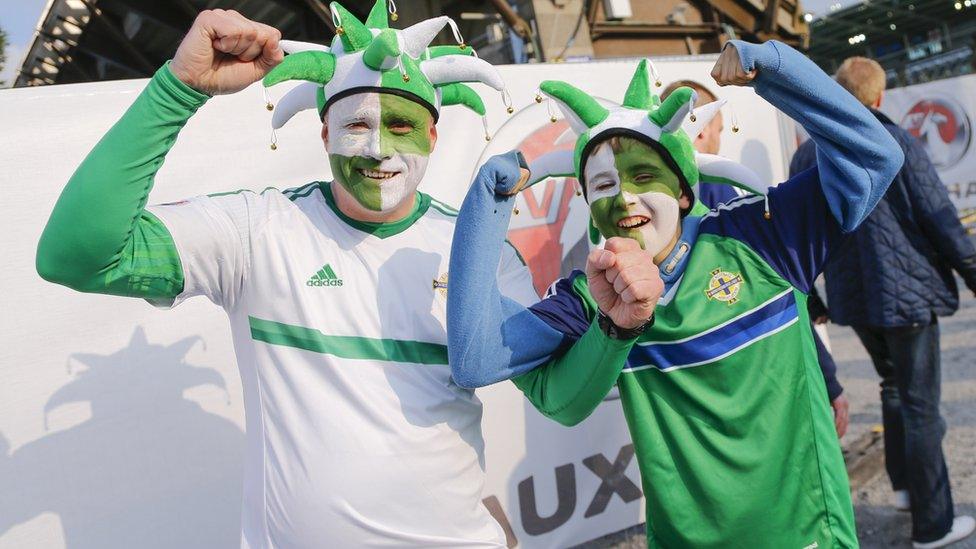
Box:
617;215;650;229
356;168;400;180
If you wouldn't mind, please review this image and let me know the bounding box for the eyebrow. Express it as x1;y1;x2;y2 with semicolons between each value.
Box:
383;112;421;124
587;170;618;184
630;164;664;175
338;114;369;124
385;117;416;126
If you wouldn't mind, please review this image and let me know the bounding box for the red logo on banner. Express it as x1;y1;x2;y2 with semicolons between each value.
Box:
900;96;972;169
507;121;585;295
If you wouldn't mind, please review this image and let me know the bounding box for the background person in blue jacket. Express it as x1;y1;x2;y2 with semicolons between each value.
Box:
790;56;976;549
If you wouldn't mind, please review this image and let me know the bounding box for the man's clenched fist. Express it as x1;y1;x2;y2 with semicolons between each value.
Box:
171;10;284;95
586;237;663;330
710;43;755;87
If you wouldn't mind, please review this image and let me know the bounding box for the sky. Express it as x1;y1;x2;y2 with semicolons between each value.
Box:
0;0;48;86
0;0;860;87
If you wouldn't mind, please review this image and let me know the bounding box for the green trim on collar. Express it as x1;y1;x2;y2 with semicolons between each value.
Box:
429;198;459;217
319;182;431;238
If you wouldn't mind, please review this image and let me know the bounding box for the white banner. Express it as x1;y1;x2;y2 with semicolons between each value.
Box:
0;57;787;548
882;74;976;231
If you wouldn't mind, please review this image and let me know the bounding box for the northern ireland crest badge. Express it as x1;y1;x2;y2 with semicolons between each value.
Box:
704;268;744;305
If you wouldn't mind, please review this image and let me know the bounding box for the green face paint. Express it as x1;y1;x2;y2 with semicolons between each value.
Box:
326;93;434;212
585;137;682;255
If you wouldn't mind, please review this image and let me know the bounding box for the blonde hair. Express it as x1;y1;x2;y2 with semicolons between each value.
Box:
661;79;716;107
835;57;886;107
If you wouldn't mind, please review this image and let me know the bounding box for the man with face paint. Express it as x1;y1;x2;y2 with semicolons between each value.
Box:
325;93;436;215
35;3;536;547
446;40;904;547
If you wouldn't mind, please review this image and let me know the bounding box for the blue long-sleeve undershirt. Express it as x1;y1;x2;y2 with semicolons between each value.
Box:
446;152;566;388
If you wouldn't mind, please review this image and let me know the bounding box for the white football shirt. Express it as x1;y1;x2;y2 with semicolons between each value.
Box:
149;182;536;548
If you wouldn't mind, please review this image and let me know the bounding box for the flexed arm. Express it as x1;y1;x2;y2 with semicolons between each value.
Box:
447;153;661;399
716;40;903;231
512;239;662;426
446;152;567;388
35;11;282;299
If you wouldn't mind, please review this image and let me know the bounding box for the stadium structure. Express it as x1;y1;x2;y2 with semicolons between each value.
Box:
14;0;809;87
807;0;976;87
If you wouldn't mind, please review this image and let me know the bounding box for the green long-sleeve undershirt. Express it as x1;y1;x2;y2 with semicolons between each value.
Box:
512;318;638;426
36;63;209;300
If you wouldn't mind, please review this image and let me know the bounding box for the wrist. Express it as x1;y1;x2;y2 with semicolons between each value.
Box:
160;61;212;103
597;310;653;340
727;39;781;76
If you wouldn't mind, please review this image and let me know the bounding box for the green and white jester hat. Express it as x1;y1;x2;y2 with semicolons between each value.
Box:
262;0;506;132
261;0;508;213
525;59;767;222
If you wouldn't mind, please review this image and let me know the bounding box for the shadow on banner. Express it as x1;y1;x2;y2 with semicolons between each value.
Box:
0;327;243;549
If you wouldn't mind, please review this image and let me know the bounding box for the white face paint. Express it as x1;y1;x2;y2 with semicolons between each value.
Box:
627;192;680;257
584;141;681;257
325;93;430;212
584;143;622;203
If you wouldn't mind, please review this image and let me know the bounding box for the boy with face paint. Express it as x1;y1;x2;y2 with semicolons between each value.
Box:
447;40;904;547
584;136;688;260
35;3;536;547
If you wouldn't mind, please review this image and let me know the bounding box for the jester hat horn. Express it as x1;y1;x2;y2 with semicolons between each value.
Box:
263;0;505;129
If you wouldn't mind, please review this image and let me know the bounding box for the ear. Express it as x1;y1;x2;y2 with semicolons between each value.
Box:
321;120;330;150
428;121;438;150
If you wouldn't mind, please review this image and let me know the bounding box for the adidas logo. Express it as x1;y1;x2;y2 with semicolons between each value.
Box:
307;264;343;287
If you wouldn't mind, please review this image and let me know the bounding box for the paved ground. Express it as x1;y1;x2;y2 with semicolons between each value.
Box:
584;290;976;549
832;289;976;548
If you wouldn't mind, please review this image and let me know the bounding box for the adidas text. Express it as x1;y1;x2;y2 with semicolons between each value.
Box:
307;279;343;287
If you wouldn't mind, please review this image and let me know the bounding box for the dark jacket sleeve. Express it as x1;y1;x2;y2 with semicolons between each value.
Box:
812;328;843;400
788;139;817;179
696;182;740;209
898;132;976;293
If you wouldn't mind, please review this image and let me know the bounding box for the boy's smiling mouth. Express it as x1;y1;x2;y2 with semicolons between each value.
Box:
617;214;651;229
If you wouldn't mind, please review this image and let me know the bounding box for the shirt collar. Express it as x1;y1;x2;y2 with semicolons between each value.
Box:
658;213;702;291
